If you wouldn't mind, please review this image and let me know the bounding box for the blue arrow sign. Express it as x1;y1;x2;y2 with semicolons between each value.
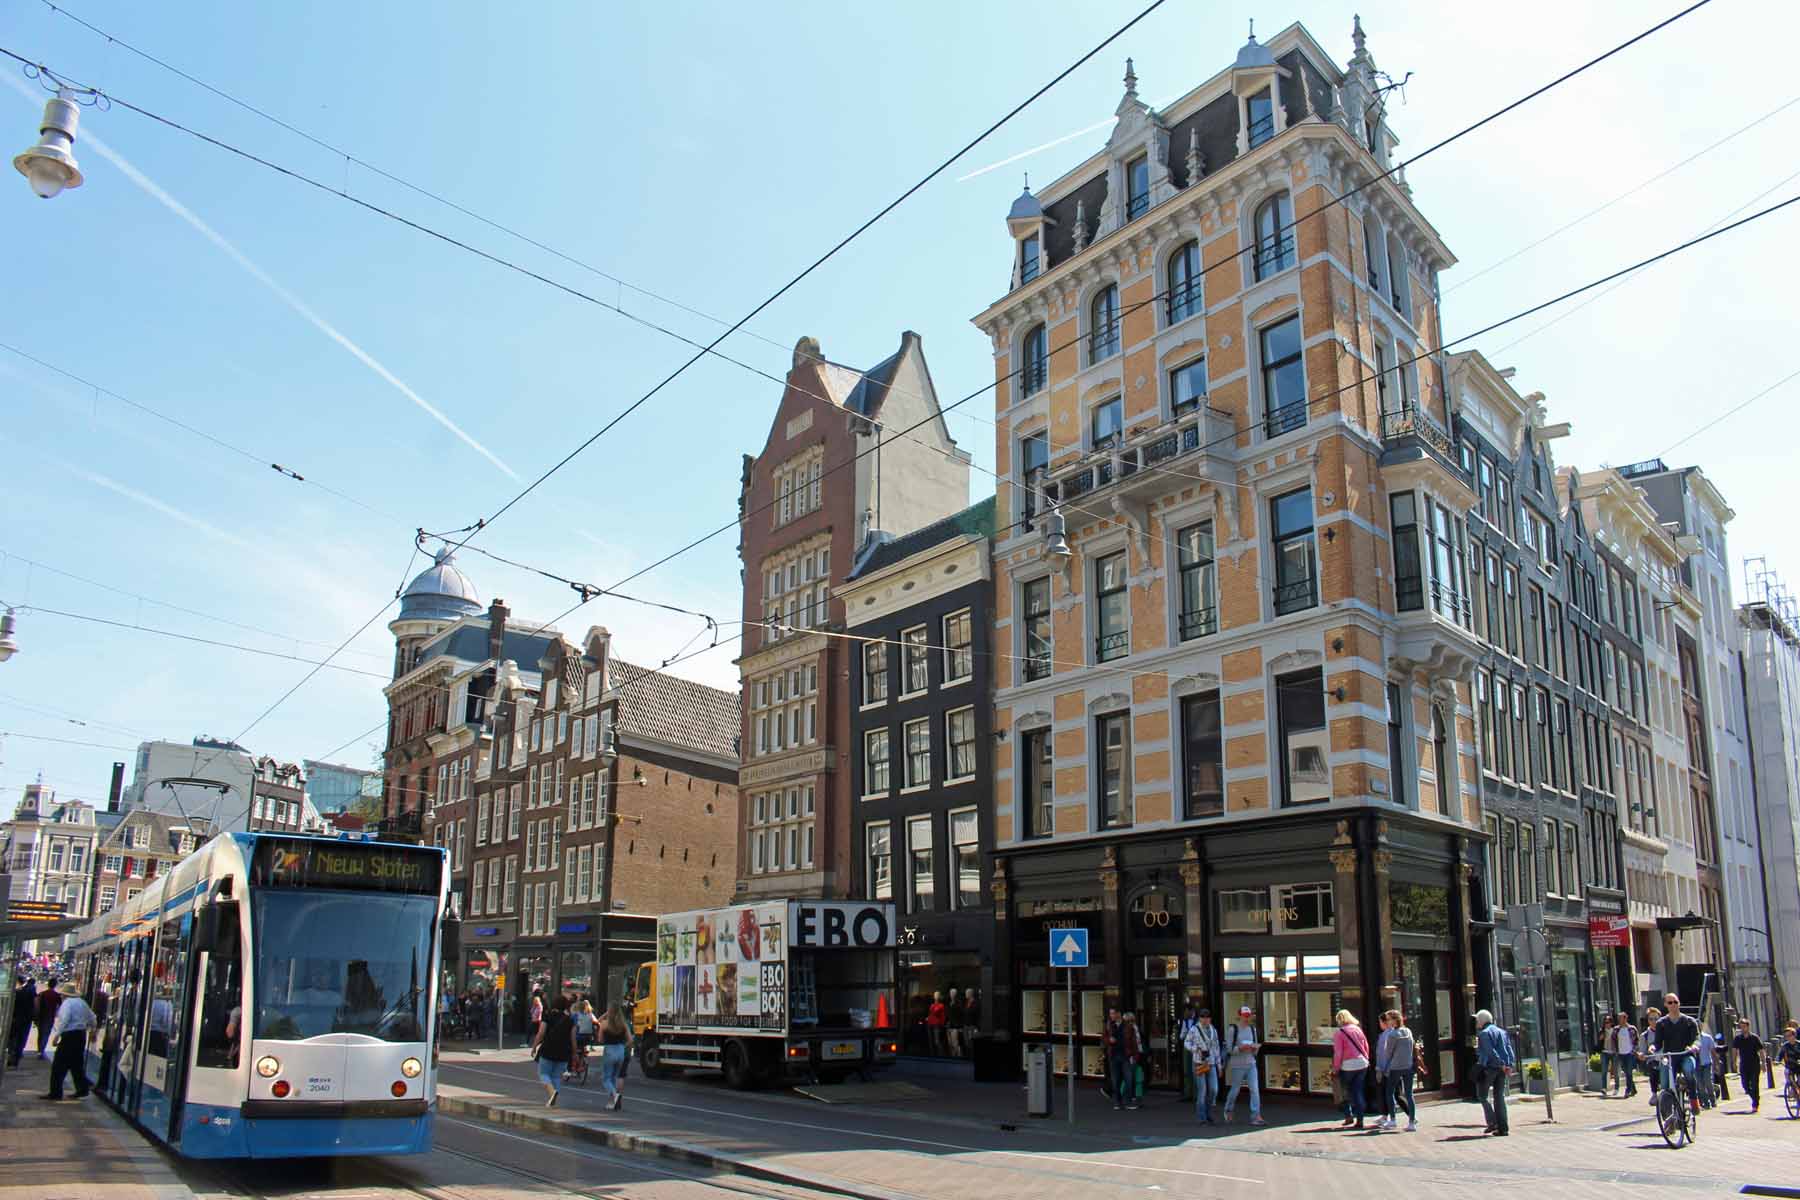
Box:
1050;927;1089;968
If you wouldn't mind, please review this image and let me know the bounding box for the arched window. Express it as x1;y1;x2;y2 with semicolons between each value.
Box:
1385;233;1410;317
1167;240;1202;323
1089;284;1120;362
1021;324;1048;396
1254;192;1295;280
1432;706;1451;816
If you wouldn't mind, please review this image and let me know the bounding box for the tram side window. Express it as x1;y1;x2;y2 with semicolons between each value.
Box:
148;918;187;1063
195;904;243;1069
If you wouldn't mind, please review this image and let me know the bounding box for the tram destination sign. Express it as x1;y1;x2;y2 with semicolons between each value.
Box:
250;838;441;895
7;899;67;922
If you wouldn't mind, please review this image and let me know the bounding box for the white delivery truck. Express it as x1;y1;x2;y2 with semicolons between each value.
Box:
630;899;898;1089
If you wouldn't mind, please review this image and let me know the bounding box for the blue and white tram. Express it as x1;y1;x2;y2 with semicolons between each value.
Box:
66;831;448;1158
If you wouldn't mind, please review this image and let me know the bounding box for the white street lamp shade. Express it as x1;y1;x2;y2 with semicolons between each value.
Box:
0;610;16;662
13;94;85;199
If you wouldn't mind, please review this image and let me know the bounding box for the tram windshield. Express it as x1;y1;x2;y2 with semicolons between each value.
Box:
251;891;435;1042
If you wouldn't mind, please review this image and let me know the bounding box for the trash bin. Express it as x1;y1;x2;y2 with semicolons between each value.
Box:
1025;1044;1053;1118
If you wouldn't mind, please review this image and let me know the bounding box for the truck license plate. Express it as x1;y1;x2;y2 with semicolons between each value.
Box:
825;1041;861;1060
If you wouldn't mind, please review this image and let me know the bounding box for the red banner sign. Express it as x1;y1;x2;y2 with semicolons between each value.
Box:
1589;915;1630;948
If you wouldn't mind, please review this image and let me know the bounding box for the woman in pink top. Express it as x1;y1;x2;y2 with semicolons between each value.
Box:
1332;1010;1373;1129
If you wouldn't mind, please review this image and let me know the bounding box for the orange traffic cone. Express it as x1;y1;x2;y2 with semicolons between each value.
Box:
876;992;891;1028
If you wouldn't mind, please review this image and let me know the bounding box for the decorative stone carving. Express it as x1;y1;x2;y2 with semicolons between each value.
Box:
1088;691;1132;714
1072;199;1089;253
1267;648;1324;675
1373;849;1393;874
1185;127;1205;186
1329;848;1358;874
1015;709;1053;729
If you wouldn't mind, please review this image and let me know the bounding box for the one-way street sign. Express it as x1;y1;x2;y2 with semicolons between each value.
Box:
1050;927;1089;968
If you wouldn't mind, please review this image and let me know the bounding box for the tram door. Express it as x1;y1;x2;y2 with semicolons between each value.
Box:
159;915;201;1145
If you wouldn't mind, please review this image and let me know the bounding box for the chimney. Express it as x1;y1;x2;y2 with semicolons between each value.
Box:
487;598;509;662
107;762;125;813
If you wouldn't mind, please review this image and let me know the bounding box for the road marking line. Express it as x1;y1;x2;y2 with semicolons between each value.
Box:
441;1064;1263;1186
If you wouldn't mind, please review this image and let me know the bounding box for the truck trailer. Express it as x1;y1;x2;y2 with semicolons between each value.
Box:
630;899;898;1088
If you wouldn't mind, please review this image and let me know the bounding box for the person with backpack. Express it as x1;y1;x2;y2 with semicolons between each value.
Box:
1332;1010;1372;1129
531;994;577;1107
1182;1007;1222;1123
1374;1009;1418;1132
1220;1004;1265;1125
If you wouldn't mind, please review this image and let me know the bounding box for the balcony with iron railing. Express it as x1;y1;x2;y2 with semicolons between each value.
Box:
1379;401;1463;481
1041;402;1234;509
1272;574;1317;617
1179;605;1219;641
1095;630;1130;663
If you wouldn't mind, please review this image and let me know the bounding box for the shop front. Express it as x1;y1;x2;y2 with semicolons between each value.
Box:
995;812;1487;1099
896;910;995;1060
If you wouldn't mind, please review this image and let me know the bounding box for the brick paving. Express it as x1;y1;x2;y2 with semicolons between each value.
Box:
442;1055;1800;1199
0;1056;194;1200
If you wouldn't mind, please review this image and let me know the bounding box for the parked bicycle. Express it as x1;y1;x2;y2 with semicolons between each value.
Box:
1644;1052;1701;1148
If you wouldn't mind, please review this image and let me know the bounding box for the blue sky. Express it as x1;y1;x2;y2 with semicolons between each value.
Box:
4;0;1798;808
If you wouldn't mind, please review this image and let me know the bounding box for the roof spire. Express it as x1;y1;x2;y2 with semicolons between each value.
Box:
1123;57;1138;98
1352;13;1366;54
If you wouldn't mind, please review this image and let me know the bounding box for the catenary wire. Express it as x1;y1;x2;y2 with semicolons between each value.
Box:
3;0;1714;591
0;548;394;661
1;1;1174;765
0;340;406;524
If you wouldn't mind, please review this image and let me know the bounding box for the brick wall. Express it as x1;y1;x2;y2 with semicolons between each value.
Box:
610;751;739;916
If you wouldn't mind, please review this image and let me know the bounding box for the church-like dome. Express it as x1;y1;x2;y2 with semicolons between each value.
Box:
398;550;483;622
1235;30;1276;70
1008;184;1043;223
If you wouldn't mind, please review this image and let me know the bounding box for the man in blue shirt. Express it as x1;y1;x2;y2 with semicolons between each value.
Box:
1474;1009;1516;1136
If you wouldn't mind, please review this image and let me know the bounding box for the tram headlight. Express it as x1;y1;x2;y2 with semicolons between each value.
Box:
255;1056;281;1078
400;1057;423;1078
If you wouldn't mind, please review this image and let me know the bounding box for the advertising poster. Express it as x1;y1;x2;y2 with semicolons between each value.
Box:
697;964;718;1017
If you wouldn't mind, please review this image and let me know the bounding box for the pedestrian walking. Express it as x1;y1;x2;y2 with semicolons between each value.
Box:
1332;1010;1372;1129
33;980;62;1061
962;989;980;1060
1711;1027;1731;1102
1601;1017;1619;1094
6;976;34;1068
1102;1007;1128;1109
1182;1008;1221;1123
1695;1027;1718;1108
1374;1010;1418;1131
1731;1019;1764;1112
531;995;576;1107
1637;1006;1661;1105
1473;1009;1515;1136
1121;1012;1145;1110
1220;1004;1265;1125
1176;1005;1199;1104
945;989;963;1058
1613;1013;1639;1097
42;990;96;1101
597;1004;632;1111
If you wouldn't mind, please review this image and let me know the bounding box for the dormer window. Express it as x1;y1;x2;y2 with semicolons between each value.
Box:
1020;233;1041;284
1125;155;1150;221
1089;285;1120;363
1247;88;1275;148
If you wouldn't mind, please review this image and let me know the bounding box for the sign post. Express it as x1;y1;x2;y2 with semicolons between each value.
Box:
1514;924;1554;1123
1051;928;1090;1126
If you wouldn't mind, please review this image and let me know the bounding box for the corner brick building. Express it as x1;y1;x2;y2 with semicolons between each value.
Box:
735;333;971;900
973;21;1491;1096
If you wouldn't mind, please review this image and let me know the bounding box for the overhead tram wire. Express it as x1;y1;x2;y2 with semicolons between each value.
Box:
528;187;1800;643
0;0;1713;587
587;0;1720;596
3;2;1174;768
0;549;394;662
0;0;1173;554
0;340;405;525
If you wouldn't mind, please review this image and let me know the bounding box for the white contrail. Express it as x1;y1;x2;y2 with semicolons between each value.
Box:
5;74;518;480
956;93;1183;183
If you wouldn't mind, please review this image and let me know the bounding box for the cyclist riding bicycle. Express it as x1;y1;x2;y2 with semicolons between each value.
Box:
1778;1026;1800;1077
1649;992;1702;1113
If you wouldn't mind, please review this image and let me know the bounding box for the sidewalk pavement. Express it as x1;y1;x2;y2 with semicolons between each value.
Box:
0;1055;194;1200
439;1053;1800;1199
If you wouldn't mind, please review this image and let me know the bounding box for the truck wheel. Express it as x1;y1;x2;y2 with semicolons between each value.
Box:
639;1037;672;1080
722;1041;755;1091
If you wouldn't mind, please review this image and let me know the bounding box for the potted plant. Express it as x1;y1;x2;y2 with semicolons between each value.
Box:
1587;1052;1607;1093
1523;1059;1549;1094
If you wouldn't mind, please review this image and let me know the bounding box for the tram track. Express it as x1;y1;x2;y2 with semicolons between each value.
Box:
179;1112;853;1200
